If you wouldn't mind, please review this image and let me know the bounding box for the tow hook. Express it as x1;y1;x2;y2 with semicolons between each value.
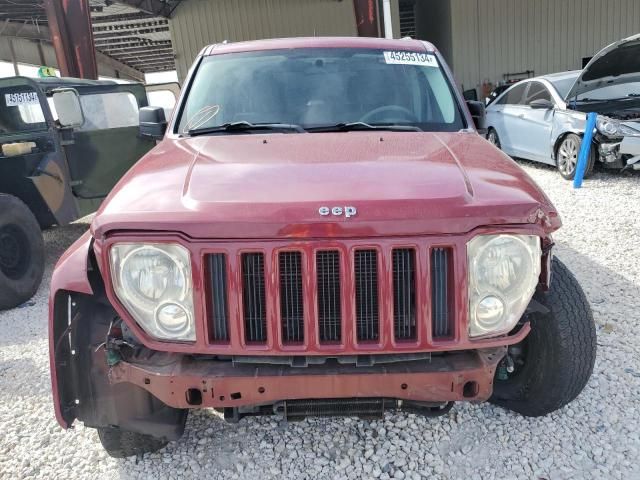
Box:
497;355;515;380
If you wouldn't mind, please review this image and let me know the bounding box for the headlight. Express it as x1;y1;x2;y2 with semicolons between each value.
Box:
467;235;541;338
596;116;640;138
110;243;195;341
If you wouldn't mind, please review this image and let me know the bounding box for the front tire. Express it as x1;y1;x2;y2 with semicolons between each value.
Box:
490;258;596;417
0;194;45;310
556;133;595;180
487;128;501;149
97;427;169;458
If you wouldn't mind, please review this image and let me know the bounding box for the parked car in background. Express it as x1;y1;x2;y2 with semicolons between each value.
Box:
484;83;511;106
0;76;160;310
48;37;596;458
486;34;640;179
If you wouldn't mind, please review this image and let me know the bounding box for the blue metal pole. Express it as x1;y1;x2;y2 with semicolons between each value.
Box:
573;112;597;188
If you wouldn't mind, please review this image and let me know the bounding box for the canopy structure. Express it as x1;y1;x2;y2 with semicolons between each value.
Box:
0;0;181;78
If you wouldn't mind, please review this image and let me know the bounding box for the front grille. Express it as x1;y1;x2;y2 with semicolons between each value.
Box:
279;252;304;343
393;248;416;340
316;251;341;342
205;241;457;351
431;247;453;338
206;253;229;342
354;250;379;342
241;253;267;343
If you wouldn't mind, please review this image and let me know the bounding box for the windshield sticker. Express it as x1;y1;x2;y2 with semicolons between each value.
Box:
183;105;221;133
383;51;438;67
5;92;39;107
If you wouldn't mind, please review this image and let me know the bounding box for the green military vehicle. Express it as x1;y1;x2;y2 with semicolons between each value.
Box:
0;76;170;310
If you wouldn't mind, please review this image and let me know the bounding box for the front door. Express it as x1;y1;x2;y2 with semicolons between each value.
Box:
60;84;155;212
517;82;555;163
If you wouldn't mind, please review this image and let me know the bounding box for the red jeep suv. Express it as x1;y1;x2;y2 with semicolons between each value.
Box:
49;37;596;457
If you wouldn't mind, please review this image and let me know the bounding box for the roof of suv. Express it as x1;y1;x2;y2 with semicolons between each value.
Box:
203;36;436;56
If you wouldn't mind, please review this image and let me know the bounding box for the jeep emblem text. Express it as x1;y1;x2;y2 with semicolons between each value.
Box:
319;206;357;218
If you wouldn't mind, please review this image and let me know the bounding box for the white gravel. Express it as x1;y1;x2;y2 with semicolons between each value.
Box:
1;162;639;480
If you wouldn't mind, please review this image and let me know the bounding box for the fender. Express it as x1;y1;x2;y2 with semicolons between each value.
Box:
48;230;93;428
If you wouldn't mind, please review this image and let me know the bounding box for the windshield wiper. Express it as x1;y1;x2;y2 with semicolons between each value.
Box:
188;121;305;136
306;122;422;133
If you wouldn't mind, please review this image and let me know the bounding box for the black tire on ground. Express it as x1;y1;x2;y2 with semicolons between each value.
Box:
97;427;169;458
555;133;596;181
490;258;597;417
487;128;501;149
0;194;45;310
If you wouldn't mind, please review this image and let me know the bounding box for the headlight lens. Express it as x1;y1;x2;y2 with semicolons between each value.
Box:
467;235;541;338
596;116;640;138
110;243;195;341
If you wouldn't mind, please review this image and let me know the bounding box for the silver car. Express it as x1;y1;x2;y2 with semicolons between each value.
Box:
485;34;640;179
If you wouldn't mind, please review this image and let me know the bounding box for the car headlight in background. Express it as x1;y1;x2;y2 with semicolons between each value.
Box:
467;235;541;338
596;116;640;138
110;243;195;341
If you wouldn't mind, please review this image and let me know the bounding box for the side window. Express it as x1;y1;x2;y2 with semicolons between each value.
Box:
524;82;553;105
77;92;139;131
0;88;47;133
500;84;527;105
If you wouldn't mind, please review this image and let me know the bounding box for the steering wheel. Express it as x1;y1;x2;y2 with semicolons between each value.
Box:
359;105;419;124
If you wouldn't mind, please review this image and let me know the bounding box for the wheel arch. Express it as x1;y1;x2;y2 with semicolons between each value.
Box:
49;234;186;440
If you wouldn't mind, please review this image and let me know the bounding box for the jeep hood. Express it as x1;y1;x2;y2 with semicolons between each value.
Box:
565;33;640;100
93;132;560;239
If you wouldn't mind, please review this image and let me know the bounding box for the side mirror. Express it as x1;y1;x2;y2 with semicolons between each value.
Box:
52;89;84;128
466;100;486;133
529;98;554;110
139;106;167;139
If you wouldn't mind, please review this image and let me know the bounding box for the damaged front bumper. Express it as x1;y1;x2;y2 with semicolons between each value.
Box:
108;348;506;410
598;135;640;170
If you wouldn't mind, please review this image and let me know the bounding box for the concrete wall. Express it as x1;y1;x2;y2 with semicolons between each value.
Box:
449;0;640;93
170;0;360;81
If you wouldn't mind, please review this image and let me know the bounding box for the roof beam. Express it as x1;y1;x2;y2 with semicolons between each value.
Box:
117;51;174;60
91;12;154;24
127;59;175;69
93;25;169;39
92;19;168;33
96;42;172;52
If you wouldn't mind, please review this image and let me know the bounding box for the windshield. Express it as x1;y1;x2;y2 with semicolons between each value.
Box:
176;48;465;134
548;74;579;99
0;86;48;135
576;82;640;101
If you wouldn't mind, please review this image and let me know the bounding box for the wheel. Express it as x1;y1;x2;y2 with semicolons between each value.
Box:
97;426;169;458
490;258;596;417
0;194;45;310
555;133;595;180
487;128;501;149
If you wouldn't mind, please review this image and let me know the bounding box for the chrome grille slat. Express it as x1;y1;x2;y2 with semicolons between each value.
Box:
431;247;452;338
317;251;341;342
207;253;229;341
280;252;304;343
354;250;379;342
242;253;267;343
393;248;416;340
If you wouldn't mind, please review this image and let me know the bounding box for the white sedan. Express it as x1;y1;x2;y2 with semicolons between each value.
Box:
485;34;640;179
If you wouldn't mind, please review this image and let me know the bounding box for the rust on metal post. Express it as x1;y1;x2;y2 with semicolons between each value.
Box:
44;0;98;79
353;0;380;37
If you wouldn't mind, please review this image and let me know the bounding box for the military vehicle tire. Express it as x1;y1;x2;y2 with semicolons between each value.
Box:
490;258;596;416
0;194;45;310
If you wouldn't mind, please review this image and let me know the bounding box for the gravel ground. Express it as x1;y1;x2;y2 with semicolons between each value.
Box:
1;162;639;480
